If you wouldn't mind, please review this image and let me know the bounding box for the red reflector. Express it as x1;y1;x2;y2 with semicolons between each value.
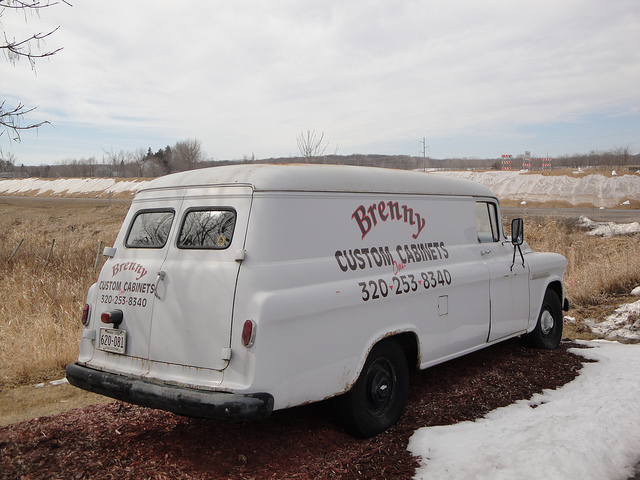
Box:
101;310;123;326
81;304;90;326
241;320;256;347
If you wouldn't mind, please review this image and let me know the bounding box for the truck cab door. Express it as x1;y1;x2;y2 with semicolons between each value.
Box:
475;201;530;342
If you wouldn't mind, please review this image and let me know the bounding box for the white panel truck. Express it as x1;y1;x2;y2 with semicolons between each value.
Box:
67;164;569;437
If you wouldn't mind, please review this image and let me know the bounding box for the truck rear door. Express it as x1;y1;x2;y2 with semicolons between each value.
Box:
93;190;184;362
147;186;252;370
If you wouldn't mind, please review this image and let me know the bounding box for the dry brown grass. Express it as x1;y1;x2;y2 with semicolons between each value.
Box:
500;199;640;210
524;217;640;307
0;199;128;389
525;217;640;341
0;197;638;390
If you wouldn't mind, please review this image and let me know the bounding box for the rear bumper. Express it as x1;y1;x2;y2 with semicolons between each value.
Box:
65;362;274;421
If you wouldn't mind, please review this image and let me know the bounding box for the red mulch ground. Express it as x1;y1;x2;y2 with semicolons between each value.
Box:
0;340;589;480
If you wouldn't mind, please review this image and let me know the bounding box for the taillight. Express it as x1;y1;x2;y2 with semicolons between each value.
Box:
81;304;91;326
241;319;256;348
101;309;124;327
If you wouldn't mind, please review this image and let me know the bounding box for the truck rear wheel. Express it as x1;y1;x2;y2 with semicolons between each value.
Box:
523;289;563;349
336;338;408;438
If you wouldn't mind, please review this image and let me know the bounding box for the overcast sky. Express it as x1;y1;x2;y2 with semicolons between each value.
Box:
3;0;640;166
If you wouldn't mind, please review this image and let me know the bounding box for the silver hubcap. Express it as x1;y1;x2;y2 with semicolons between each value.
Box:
540;310;555;335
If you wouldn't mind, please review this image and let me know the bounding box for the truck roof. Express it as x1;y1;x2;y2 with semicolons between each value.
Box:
138;164;495;197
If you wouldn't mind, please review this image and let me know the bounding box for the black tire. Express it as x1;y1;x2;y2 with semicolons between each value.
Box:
336;338;409;438
523;289;563;349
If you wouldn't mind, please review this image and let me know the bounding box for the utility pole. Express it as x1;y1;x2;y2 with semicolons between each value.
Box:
420;137;429;172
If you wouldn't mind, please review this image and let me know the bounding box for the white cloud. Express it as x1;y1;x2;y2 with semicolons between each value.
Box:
2;0;640;163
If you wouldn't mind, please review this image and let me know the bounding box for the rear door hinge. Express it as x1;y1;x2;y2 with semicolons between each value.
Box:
221;348;232;361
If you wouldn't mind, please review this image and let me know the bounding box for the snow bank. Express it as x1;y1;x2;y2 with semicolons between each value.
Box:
1;171;639;205
577;215;640;237
0;178;150;196
434;171;640;208
408;341;640;480
587;300;640;342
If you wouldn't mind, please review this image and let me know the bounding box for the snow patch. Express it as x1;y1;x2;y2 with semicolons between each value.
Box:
32;377;69;388
409;341;640;480
587;300;640;342
577;215;640;237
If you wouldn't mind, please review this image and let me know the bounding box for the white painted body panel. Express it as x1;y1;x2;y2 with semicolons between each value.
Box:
75;164;567;413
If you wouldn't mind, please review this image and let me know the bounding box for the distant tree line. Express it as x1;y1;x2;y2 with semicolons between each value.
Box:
1;138;205;178
1;143;638;179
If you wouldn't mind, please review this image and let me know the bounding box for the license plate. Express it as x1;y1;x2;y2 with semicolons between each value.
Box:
98;328;127;354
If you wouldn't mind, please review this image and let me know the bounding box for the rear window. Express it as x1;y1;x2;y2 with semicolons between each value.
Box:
177;209;236;249
126;210;175;248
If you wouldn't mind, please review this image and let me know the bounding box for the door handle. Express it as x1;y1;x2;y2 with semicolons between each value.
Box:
154;270;166;299
481;249;492;256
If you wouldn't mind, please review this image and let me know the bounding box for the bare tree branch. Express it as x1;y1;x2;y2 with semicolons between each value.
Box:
1;0;69;148
297;130;328;163
0;100;50;142
2;27;62;67
2;0;71;8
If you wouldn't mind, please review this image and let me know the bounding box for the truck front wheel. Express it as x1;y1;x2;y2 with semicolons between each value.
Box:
523;289;563;349
336;338;409;438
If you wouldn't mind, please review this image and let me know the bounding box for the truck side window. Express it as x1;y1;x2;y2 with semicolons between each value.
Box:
126;210;174;248
475;202;500;243
178;209;236;249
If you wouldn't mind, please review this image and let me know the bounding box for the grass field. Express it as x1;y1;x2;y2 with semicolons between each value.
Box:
0;198;128;389
0;197;638;391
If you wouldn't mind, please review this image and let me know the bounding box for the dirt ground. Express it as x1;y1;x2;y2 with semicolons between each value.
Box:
0;383;112;428
0;339;589;479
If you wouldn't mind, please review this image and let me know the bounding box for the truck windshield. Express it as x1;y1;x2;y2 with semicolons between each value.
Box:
475;201;500;243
